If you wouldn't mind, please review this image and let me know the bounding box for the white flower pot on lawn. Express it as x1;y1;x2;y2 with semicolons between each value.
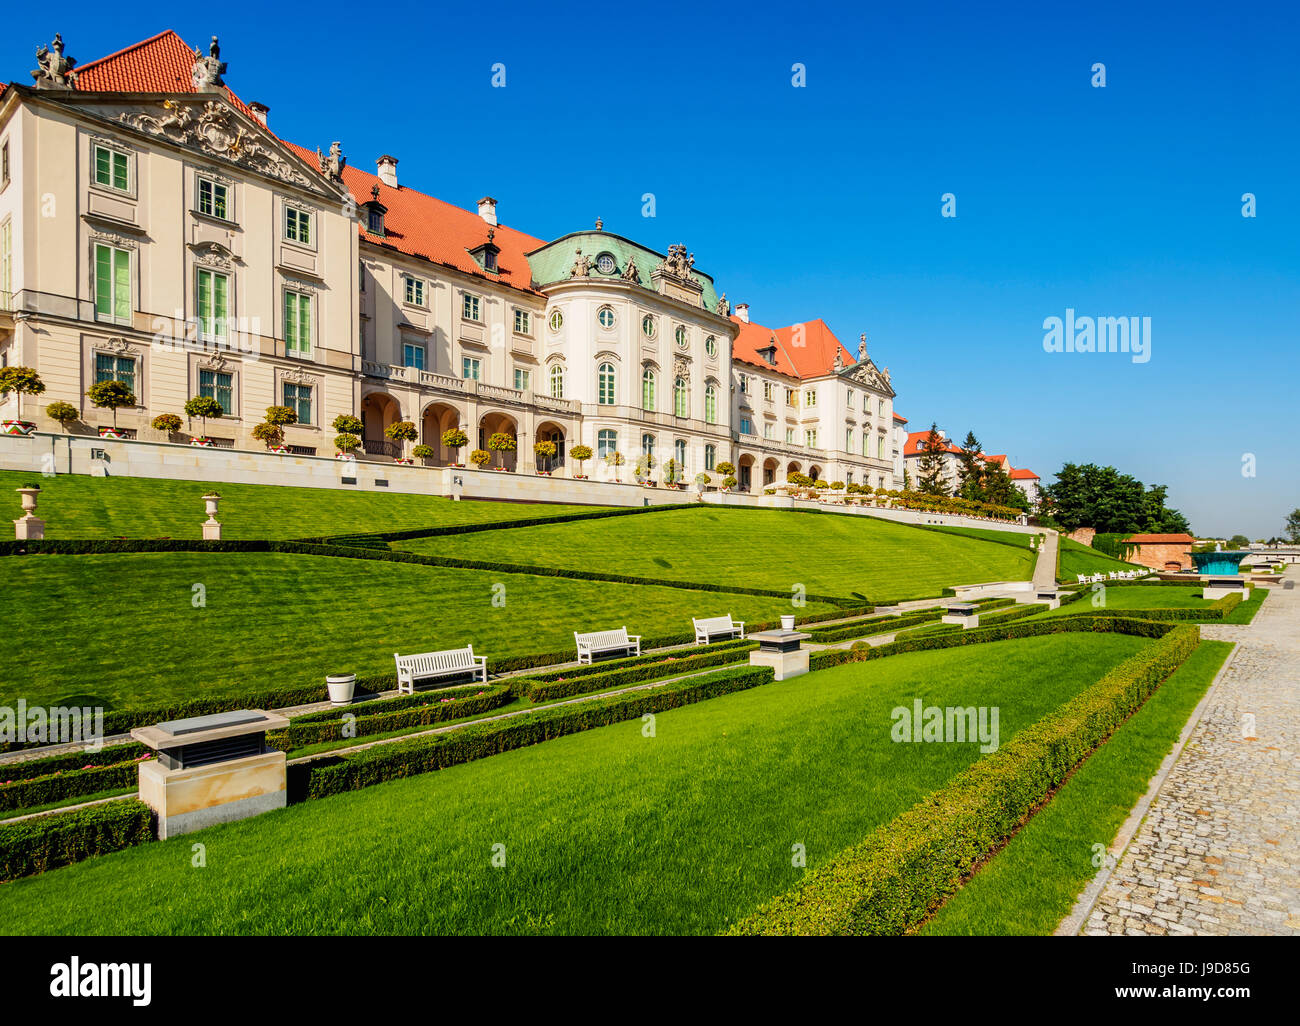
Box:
326;673;356;705
781;615;796;630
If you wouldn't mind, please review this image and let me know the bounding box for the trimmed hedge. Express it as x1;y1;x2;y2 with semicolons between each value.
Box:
0;757;145;814
806;610;944;644
292;664;775;802
264;684;513;750
0;800;154;881
523;644;758;703
1062;591;1243;622
729;623;1201;934
0;742;147;781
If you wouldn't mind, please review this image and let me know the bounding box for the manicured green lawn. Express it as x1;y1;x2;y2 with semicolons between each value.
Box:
396;507;1035;601
1037;584;1213;618
0;633;1149;935
0;552;834;709
1058;537;1149;581
0;469;608;540
921;640;1232;935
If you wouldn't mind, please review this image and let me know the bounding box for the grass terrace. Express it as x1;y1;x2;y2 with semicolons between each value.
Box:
0;552;837;709
1057;537;1150;581
396;507;1036;602
0;632;1151;934
0;470;610;540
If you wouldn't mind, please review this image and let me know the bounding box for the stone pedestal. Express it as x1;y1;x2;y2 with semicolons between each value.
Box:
139;751;286;839
749;629;811;681
14;516;44;540
202;519;222;540
941;603;981;629
1017;590;1061;609
1203;578;1251;601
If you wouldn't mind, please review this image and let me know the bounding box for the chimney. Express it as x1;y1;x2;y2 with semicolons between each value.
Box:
376;155;399;189
735;303;750;323
248;102;270;128
478;196;498;226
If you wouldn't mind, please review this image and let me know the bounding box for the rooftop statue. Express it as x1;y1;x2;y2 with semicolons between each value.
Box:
716;292;730;316
621;255;641;284
570;249;592;278
32;33;77;88
191;35;227;90
317;141;346;180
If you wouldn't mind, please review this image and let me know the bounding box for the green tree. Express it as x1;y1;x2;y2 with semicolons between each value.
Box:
533;439;556;472
570;444;593;478
384;420;419;459
45;401;79;433
0;366;45;423
956;430;984;501
1228;534;1251;549
184;395;224;437
1285;509;1300;544
916;423;949;496
487;431;516;468
441;428;468;464
982;458;1014;507
85;379;135;429
1044;463;1189;534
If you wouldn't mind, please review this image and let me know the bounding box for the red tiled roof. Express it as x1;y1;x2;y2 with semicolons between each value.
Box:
730;317;800;378
1125;534;1196;544
892;412;908;423
773;319;855;378
903;430;962;457
1009;467;1039;480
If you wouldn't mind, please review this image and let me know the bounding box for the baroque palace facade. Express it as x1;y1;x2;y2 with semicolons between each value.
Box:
0;30;899;489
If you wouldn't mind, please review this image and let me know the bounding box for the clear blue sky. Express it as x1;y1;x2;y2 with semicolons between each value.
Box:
7;1;1297;537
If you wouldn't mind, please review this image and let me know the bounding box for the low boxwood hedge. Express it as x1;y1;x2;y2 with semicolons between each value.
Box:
806;609;944;644
292;664;775;802
523;644;758;703
1060;591;1243;622
0;741;148;781
0;757;146;814
265;684;513;750
0;799;154;881
729;623;1201;934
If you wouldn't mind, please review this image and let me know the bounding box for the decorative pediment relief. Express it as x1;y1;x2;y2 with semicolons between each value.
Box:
282;367;316;385
100;336;136;355
111;100;334;196
190;240;234;269
841;357;895;396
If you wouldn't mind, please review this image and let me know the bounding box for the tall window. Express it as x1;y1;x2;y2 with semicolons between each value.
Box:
514;309;531;334
200;369;233;415
847;388;854;409
514;368;531;392
93;143;129;192
197;177;229;220
95;352;135;394
704;383;717;424
642;368;656;411
549;365;564;398
786;388;796;407
283;289;311;354
196;268;231;342
641;433;655;455
845;428;854;454
598;362;616;405
785;428;794;444
285;207;312;244
1;142;8;188
674;377;688;417
597;429;618;460
806;428;818;448
878;435;886;458
403;343;425;370
739;376;750;395
674;439;687;470
404;277;424;306
462;356;481;380
763;381;774;402
878;399;886;415
863;430;870;456
282;382;312;425
462;293;481;321
804;390;817;407
740;417;753;435
94;244;131;323
763;423;774;440
863;393;870;413
705;445;716;471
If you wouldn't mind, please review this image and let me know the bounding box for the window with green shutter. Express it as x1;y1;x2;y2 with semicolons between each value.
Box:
200;369;233;415
282;382;312;425
94;244;131;323
93;144;129;192
283;290;311;355
196;268;229;341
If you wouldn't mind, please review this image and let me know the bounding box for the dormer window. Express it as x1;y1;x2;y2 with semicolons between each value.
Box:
362;185;386;236
758;335;778;365
470;228;501;273
484;249;498;272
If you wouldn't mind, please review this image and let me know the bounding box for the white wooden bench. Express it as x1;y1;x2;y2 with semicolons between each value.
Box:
394;646;487;694
574;627;641;664
693;614;745;644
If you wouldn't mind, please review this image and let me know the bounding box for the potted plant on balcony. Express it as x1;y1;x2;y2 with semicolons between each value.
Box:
334;432;362;460
253;405;298;453
722;474;739;492
716;462;736;493
487;431;516;470
534;439;556;476
662;457;682;489
0;366;45;436
412;444;435;465
604;450;625;482
332;415;363;461
694;471;711;496
441;427;468;467
85;379;135;438
386;420;419;465
45;401;80;435
151;413;183;440
635;452;656;485
570;444;592;480
469;448;491;469
184;395;223;447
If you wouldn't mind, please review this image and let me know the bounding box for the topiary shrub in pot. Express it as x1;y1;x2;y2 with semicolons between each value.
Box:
0;366;45;435
487;431;517;470
151;413;183;439
470;448;491;469
570;444;593;479
334;433;362;459
256;404;298;453
385;420;419;465
441;427;468;467
412;444;435;465
533;439;556;475
635;452;656;485
184;395;224;447
604;450;624;482
722;475;738;492
45;400;80;435
85;379;135;438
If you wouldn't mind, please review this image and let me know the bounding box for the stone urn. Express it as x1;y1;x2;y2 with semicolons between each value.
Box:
14;485;44;540
326;673;356;706
17;486;40;516
202;493;221;519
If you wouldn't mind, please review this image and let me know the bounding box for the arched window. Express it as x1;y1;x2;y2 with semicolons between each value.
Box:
597;429;618;460
641;433;655;455
549;365;564;399
674;377;688;417
704;383;717;424
674;439;687;470
642;368;656;411
705;444;716;471
598;362;616;405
